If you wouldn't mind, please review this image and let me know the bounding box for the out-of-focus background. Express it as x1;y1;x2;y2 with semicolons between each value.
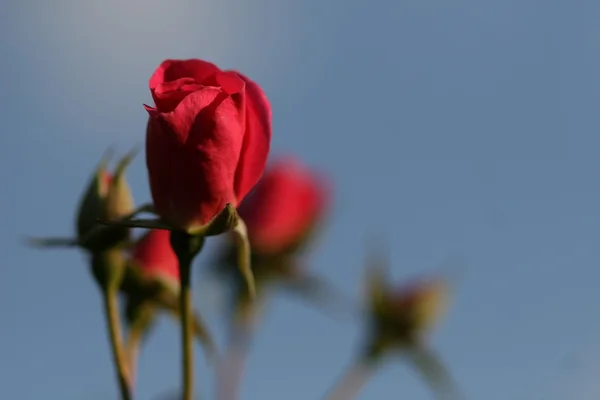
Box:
2;0;600;399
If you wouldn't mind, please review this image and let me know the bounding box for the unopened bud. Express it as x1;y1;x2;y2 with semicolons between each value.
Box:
363;241;451;350
75;149;137;253
407;279;449;333
104;151;135;221
75;154;112;242
101;152;136;249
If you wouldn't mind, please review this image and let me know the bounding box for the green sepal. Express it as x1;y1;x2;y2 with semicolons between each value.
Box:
104;147;137;221
75;150;112;247
91;248;127;292
230;217;256;299
404;343;464;400
24;236;79;248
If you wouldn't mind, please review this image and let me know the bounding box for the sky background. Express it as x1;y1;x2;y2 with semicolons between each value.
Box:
2;0;600;399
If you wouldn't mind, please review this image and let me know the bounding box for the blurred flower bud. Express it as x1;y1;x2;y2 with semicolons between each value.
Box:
75;154;112;243
130;229;179;292
104;156;135;222
362;265;462;399
383;277;449;339
75;150;136;253
125;229;216;359
237;156;330;258
364;254;450;352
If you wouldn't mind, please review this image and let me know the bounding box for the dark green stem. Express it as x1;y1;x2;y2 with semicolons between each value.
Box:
103;288;133;400
92;249;132;400
170;231;205;400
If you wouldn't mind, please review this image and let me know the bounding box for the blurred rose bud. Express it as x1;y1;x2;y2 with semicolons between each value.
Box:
129;229;179;291
365;264;450;350
145;59;272;233
76;152;135;253
384;277;449;338
126;229;216;358
363;267;462;399
237;157;329;257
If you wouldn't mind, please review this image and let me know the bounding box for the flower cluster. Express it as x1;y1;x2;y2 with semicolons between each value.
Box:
28;59;460;400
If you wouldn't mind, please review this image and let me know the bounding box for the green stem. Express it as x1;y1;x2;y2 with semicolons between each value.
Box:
93;249;132;400
103;288;133;400
322;344;383;400
180;263;194;400
170;231;205;400
125;303;155;389
125;329;142;388
321;357;375;400
217;297;263;400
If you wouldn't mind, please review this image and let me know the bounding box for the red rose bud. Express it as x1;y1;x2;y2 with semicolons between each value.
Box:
130;229;179;289
237;157;329;256
127;229;216;358
145;59;272;233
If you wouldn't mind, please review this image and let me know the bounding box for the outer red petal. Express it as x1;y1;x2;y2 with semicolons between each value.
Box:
238;157;329;254
145;85;246;231
150;59;221;112
150;59;220;90
131;229;179;281
231;72;272;203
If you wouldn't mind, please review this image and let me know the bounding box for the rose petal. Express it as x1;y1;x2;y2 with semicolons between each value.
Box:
214;71;246;95
232;72;272;202
149;59;220;90
132;229;179;282
152;77;207;113
146;87;246;230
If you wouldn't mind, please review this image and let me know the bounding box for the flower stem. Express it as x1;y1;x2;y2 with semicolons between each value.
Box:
125;329;141;388
102;288;133;400
217;288;265;400
216;331;250;400
124;301;155;389
321;356;377;400
180;264;194;400
170;232;205;400
93;249;132;400
216;319;255;400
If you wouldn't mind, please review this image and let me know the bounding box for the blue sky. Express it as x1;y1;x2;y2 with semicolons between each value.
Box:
2;0;600;399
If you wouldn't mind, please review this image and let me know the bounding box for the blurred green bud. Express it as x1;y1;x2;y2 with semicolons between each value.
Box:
104;150;135;222
75;149;136;253
363;242;450;351
75;152;112;244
